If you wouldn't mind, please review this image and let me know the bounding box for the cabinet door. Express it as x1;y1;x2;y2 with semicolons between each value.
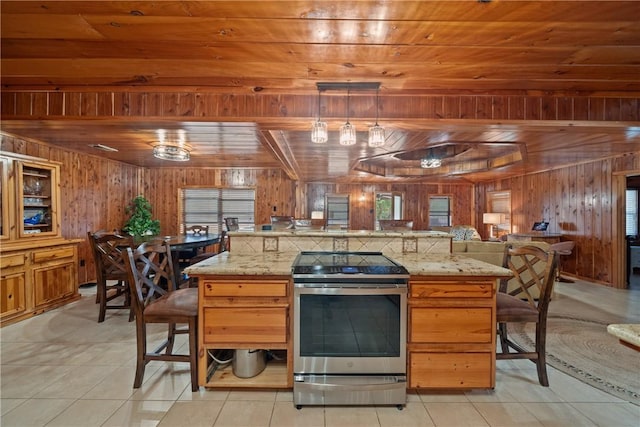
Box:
17;160;60;239
410;352;492;388
33;262;75;307
1;270;27;320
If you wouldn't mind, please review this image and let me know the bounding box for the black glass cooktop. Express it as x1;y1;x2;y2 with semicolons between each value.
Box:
292;251;409;276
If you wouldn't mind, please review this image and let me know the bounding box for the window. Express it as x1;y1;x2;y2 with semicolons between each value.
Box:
375;192;404;230
325;194;349;229
179;188;255;233
429;196;451;227
626;189;638;236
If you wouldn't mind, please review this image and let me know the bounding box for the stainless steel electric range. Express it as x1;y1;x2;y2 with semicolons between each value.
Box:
292;251;409;408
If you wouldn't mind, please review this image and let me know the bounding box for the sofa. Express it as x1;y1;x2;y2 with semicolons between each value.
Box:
452;240;552;299
431;225;482;241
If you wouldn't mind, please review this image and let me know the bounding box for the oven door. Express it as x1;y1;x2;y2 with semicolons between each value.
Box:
293;285;407;375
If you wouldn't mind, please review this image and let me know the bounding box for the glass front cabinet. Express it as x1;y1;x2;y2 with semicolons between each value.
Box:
0;151;79;325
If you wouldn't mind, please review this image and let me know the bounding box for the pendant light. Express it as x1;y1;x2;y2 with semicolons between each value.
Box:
368;87;385;147
339;88;356;146
310;88;328;144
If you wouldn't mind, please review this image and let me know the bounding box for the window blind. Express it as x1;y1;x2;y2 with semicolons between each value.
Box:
429;196;451;226
626;189;638;236
180;188;255;233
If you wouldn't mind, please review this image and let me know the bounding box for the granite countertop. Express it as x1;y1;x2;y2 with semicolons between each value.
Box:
607;324;640;348
229;230;452;238
185;251;512;277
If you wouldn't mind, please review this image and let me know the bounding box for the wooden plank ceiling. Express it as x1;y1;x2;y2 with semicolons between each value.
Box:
1;1;639;183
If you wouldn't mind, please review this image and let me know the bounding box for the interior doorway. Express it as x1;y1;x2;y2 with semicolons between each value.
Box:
626;175;640;290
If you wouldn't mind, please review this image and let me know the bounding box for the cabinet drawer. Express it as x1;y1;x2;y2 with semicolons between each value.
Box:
411;281;494;299
203;307;287;344
410;307;492;343
410;352;492;388
203;280;288;298
0;253;26;269
32;246;75;263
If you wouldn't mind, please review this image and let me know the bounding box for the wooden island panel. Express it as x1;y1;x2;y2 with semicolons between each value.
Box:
197;275;292;389
408;277;497;390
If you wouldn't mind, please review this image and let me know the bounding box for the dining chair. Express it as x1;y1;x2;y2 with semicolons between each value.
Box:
496;244;558;386
122;240;199;392
87;230;133;323
223;217;239;251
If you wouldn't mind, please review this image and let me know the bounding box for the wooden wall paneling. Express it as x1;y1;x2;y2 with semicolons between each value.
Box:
32;93;48;117
557;97;573;120
64;93;83;117
442;96;460;119
620;98;639;121
49;92;64;116
3;90;640;122
589;98;605;120
15;93;31;116
459;96;476;119
541;96;557;120
580;161;595;280
147;93;164;116
574;97;590;120
476;97;492;120
508;96;525;120
590;161;603;281
601;159;614;283
81;92;98;117
525;97;541;121
492;96;508;120
97;93;113;116
604;98;621;121
1;92;16;116
611;172;624;288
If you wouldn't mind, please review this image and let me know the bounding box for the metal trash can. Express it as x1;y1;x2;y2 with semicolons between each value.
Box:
232;349;266;378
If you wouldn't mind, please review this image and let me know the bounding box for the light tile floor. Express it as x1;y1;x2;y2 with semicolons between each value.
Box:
1;280;639;426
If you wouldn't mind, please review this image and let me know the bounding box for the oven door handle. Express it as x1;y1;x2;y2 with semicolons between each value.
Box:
294;377;406;391
295;284;405;289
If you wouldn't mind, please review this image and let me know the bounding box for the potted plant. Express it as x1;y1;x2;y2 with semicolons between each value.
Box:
123;195;161;238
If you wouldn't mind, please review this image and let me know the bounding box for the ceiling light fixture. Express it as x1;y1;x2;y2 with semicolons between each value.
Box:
153;129;191;161
420;149;442;168
368;87;385;147
153;144;190;161
311;87;328;143
339;87;356;146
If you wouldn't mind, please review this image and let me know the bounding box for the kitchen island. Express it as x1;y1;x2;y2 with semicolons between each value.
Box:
185;230;512;391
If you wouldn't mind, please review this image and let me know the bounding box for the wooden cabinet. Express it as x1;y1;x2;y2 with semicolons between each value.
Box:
1;243;80;324
408;278;497;389
0;151;80;326
197;276;292;388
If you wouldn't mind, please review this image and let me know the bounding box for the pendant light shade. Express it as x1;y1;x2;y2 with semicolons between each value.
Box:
311;89;328;144
368;88;385;147
368;124;385;147
339;88;357;146
339;122;357;146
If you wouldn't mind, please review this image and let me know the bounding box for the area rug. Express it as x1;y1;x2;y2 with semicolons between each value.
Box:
510;298;640;405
